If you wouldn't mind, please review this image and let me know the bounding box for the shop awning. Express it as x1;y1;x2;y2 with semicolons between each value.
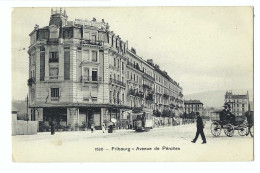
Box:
29;102;132;109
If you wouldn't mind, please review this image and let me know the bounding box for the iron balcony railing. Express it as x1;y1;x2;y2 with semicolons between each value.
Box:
109;78;126;87
49;58;59;63
145;94;154;101
127;61;142;72
142;72;155;81
27;77;36;86
47;38;59;44
128;89;144;98
143;84;152;90
81;39;104;46
81;76;102;83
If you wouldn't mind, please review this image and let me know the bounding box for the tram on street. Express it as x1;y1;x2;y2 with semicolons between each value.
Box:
133;112;153;132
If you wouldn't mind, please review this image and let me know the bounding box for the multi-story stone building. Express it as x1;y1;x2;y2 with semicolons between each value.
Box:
27;9;184;129
224;91;249;116
184;100;204;116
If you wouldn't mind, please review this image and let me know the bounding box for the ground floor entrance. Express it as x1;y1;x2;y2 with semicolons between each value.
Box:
43;107;67;126
30;104;132;131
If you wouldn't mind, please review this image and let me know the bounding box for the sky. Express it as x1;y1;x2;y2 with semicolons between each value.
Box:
11;7;253;100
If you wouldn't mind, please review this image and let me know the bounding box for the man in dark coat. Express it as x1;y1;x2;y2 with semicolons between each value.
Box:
220;103;235;125
191;112;206;144
50;121;55;135
220;104;229;123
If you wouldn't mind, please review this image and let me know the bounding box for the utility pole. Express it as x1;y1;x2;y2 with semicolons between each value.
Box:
247;91;250;113
26;94;29;121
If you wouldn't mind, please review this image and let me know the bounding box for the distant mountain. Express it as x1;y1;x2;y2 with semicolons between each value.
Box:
184;89;253;108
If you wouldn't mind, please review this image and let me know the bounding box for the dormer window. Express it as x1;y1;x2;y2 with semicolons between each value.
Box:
49;25;59;39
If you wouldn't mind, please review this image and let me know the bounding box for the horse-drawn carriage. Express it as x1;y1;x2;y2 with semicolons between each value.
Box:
210;110;251;137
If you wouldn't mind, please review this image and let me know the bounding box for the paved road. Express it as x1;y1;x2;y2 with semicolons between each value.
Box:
12;122;253;162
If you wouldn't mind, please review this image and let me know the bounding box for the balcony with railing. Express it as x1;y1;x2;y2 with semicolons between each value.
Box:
81;76;102;83
47;38;59;44
81;39;104;46
163;93;170;99
127;61;142;72
49;58;59;63
145;93;154;102
142;72;155;81
27;78;36;86
143;84;152;90
109;78;126;87
128;89;144;98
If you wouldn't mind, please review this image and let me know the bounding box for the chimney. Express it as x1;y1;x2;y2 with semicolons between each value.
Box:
147;59;154;66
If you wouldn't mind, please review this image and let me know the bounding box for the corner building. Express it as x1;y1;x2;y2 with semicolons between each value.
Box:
28;9;184;129
224;91;249;116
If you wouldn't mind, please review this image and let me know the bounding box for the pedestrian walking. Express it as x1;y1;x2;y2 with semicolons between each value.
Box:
102;123;106;133
91;123;95;133
191;112;206;144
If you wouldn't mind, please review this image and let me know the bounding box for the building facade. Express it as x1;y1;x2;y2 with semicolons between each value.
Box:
224;91;249;116
184;100;204;116
27;9;184;129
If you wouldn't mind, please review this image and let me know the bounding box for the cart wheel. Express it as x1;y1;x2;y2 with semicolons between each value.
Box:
250;125;254;137
210;121;221;137
224;124;234;137
238;124;248;136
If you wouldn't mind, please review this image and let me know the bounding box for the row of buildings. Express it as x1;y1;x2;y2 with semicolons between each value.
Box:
184;91;251;118
27;9;184;129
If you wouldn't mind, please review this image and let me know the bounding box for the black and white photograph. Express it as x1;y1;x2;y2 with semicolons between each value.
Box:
11;6;253;162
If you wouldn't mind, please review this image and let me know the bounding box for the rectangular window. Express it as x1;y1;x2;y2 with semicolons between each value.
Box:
118;59;120;68
92;51;97;62
49;67;58;79
92;70;98;81
122;62;124;71
51;88;59;101
114;58;116;66
92;35;96;41
40;52;45;81
82;50;89;62
64;51;70;80
49;52;59;62
63;29;73;39
83;31;90;40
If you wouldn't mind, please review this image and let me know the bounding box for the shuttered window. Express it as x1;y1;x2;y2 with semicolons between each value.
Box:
64;51;70;80
40;52;45;81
